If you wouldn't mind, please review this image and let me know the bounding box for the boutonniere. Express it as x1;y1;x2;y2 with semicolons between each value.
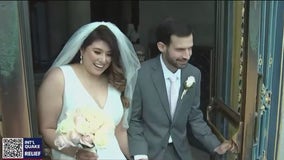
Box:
181;76;195;100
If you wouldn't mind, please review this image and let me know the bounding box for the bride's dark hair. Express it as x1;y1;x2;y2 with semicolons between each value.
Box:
80;25;129;107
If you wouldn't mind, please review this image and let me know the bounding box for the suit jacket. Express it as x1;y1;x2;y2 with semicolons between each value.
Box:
128;55;220;160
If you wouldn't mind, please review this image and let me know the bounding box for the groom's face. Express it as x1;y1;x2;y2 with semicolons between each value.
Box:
160;34;193;72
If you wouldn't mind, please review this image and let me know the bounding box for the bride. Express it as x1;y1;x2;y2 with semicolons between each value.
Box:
37;22;140;160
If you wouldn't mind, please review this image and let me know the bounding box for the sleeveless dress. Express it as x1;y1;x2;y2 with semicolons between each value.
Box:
51;65;126;160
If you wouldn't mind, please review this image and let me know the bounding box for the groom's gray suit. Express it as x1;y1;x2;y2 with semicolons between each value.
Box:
128;55;220;160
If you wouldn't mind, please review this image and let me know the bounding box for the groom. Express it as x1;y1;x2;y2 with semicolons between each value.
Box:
127;18;233;160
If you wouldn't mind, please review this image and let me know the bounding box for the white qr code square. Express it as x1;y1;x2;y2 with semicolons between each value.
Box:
2;138;24;159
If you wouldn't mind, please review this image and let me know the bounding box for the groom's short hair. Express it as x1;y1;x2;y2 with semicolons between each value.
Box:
156;17;194;45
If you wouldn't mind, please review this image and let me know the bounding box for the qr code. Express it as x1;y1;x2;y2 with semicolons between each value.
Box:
2;138;24;159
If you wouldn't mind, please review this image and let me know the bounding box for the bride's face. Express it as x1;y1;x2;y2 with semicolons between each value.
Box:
81;40;112;76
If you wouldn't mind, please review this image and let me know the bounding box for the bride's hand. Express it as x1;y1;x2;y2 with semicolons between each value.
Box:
75;148;98;160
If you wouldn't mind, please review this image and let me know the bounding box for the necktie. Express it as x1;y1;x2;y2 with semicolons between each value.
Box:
169;76;179;118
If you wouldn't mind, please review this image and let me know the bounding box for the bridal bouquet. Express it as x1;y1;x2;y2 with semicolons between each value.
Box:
54;106;115;152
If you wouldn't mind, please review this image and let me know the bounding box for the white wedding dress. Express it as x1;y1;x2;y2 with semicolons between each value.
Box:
51;65;126;160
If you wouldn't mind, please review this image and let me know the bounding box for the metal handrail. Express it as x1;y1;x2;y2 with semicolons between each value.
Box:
206;98;242;153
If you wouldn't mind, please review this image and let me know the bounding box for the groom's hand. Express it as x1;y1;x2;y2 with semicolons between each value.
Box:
214;140;237;155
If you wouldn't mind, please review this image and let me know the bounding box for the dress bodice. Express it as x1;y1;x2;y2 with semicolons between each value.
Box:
51;65;126;160
58;65;124;126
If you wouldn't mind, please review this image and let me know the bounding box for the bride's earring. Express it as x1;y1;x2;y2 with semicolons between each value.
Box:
80;55;83;64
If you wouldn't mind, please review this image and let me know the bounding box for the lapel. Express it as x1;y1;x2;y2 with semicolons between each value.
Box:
172;65;193;122
151;56;172;120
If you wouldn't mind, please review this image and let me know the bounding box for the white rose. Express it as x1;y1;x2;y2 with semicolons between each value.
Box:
185;76;195;89
181;76;195;99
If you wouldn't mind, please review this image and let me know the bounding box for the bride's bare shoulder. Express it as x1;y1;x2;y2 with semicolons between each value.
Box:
39;67;65;91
